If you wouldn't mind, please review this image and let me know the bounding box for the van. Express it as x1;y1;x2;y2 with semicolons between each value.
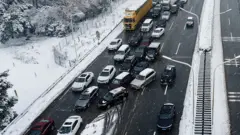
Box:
109;72;133;89
113;44;130;62
141;19;153;32
145;42;161;61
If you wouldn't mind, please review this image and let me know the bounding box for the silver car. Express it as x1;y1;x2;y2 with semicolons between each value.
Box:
113;44;130;62
130;68;156;90
161;11;171;20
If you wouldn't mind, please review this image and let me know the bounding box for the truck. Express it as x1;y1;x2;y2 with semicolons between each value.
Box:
124;0;152;30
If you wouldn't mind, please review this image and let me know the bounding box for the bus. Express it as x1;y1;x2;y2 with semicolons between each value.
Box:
124;0;152;30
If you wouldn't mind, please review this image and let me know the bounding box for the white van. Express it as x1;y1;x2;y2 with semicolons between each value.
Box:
141;19;153;32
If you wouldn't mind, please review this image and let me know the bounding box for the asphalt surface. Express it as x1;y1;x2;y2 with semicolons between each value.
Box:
25;0;204;134
221;0;240;134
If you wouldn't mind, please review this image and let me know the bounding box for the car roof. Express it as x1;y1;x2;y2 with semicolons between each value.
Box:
155;27;164;31
110;86;125;95
33;119;51;129
125;55;135;60
118;44;129;51
82;86;98;95
115;72;129;80
149;42;161;48
79;72;91;78
188;16;193;20
140;68;154;76
144;19;152;23
103;65;114;71
166;65;175;70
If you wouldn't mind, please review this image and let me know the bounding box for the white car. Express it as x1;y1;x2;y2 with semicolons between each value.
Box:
97;65;116;84
141;19;153;32
57;115;82;135
161;11;171;20
107;38;122;51
71;72;94;92
151;27;165;38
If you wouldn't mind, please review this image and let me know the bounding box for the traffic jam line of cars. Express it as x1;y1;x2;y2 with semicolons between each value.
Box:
27;0;194;134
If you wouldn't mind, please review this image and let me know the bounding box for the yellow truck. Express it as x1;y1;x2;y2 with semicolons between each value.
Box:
124;0;152;30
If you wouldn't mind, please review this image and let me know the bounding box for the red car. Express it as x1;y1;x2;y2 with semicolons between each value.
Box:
28;118;55;135
140;36;153;46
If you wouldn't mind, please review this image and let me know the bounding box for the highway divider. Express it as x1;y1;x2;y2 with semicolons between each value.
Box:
1;19;123;135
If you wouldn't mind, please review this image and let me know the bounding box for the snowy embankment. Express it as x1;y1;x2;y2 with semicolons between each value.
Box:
211;0;230;134
178;0;215;134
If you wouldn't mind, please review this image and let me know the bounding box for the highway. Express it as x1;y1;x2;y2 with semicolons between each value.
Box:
25;0;204;134
221;0;240;134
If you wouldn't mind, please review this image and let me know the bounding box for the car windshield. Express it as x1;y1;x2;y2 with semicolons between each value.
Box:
142;38;149;42
159;114;171;119
59;126;71;134
147;49;156;54
135;47;144;53
79;94;90;100
154;29;162;33
103;92;114;101
163;12;169;15
159;105;173;119
100;71;109;76
136;75;145;80
110;41;117;45
117;50;125;55
122;62;131;68
112;79;121;85
29;130;41;135
187;19;193;22
142;23;150;26
75;77;85;82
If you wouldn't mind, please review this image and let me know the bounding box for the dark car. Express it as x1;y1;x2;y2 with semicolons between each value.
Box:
186;16;194;27
119;55;138;72
140;35;153;46
128;33;143;47
156;19;167;28
157;103;176;131
174;0;184;8
75;86;99;111
145;42;161;61
98;87;128;109
134;46;147;59
109;72;133;89
152;4;162;17
160;65;176;86
28;118;55;135
131;61;149;77
170;4;179;14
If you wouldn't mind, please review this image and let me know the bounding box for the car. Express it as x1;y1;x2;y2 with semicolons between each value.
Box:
152;4;162;17
186;16;194;27
170;4;179;14
151;27;165;38
128;33;143;47
74;86;99;111
28;118;55;135
145;42;161;61
161;11;171;20
160;65;176;86
140;35;153;46
130;68;156;90
71;72;94;92
175;0;184;8
141;19;153;32
113;44;131;63
109;72;133;89
131;61;149;77
119;55;138;72
57;116;82;135
134;46;147;60
97;87;128;109
156;19;167;28
107;38;122;51
97;65;116;84
157;103;176;131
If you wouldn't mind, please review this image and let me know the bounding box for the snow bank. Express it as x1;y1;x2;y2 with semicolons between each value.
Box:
211;0;230;134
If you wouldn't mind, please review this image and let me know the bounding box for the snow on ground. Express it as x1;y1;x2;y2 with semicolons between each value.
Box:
1;18;124;135
211;0;230;134
0;0;135;115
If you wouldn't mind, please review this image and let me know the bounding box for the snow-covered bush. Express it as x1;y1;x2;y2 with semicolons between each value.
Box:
0;70;18;130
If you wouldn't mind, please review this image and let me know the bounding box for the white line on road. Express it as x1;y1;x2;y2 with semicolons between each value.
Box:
141;87;146;95
228;95;240;98
228;18;231;25
175;43;181;55
230;32;233;40
164;85;168;95
160;42;165;52
234;54;238;67
228;92;240;94
153;131;156;135
59;88;70;100
190;6;193;12
184;24;186;30
229;99;240;102
169;21;174;30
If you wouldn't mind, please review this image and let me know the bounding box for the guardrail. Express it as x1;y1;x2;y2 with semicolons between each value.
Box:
1;19;123;135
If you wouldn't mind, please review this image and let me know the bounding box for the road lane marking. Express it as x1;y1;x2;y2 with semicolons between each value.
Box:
184;24;186;30
141;87;146;95
164;85;168;95
234;54;238;67
59;88;71;100
228;92;240;94
230;32;233;40
153;131;156;135
175;43;181;55
169;21;174;30
160;42;165;52
228;18;231;25
190;6;193;12
229;99;240;102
